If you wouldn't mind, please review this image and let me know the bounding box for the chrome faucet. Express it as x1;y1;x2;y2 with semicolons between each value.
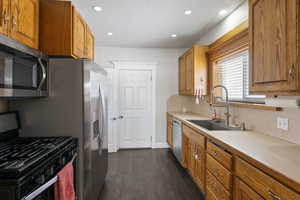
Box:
210;85;230;127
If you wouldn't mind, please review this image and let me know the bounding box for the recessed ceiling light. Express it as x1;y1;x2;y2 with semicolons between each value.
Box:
219;9;228;16
92;6;102;12
171;34;177;38
184;10;192;15
107;32;113;36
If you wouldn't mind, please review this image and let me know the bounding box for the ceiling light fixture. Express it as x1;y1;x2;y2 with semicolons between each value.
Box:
171;34;177;38
107;32;113;36
184;10;192;15
219;9;228;16
92;6;102;12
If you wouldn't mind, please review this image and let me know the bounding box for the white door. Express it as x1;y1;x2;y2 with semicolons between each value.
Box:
119;69;153;148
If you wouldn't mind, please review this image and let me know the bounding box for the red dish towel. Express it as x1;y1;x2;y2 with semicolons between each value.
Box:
54;162;76;200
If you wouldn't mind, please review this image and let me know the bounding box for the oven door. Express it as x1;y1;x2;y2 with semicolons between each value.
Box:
0;51;48;98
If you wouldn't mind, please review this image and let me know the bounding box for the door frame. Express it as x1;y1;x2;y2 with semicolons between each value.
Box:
111;61;157;152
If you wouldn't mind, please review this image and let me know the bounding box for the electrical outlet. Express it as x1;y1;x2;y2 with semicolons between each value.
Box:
277;117;289;131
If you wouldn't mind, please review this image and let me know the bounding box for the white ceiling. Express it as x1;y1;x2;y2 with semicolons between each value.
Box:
72;0;245;48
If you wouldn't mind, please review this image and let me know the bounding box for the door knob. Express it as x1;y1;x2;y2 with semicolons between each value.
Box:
119;116;124;119
111;117;117;121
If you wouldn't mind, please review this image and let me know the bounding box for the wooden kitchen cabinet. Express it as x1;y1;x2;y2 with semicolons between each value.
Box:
10;0;39;49
0;0;10;35
182;124;205;191
182;134;189;168
249;0;300;95
166;114;173;148
40;0;95;60
72;8;86;58
0;0;39;49
179;46;209;96
234;178;264;200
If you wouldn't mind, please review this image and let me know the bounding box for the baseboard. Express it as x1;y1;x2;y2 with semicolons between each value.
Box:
153;142;170;149
108;144;117;153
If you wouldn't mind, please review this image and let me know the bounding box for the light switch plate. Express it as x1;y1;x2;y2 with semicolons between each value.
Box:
277;117;289;131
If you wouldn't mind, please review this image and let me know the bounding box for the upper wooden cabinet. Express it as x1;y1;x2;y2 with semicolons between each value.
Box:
0;0;10;35
249;0;299;95
179;46;209;96
72;8;86;58
40;0;95;60
0;0;39;49
10;0;39;49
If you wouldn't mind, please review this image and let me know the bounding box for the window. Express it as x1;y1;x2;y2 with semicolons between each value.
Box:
214;50;265;103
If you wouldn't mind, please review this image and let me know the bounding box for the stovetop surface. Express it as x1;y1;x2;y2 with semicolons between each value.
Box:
0;137;73;175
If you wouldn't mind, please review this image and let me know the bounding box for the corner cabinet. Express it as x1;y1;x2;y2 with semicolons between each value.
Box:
249;0;300;95
39;0;95;60
179;46;209;96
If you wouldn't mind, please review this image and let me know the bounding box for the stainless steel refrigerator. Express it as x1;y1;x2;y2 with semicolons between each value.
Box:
9;59;108;200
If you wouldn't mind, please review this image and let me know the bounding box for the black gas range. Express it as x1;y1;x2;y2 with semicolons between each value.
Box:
0;112;78;200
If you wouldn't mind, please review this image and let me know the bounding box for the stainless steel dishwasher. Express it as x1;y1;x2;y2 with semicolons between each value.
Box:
172;119;182;163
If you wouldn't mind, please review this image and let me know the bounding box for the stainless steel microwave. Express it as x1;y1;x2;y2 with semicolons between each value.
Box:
0;51;49;98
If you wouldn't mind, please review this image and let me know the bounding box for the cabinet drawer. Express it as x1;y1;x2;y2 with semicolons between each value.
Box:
182;125;205;148
207;171;231;200
207;154;232;191
235;157;300;200
207;141;232;170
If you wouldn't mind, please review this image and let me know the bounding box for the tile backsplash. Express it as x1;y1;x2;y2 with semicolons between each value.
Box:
167;95;300;145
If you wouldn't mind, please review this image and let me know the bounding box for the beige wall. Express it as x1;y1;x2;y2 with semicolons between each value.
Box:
0;101;8;112
167;95;300;145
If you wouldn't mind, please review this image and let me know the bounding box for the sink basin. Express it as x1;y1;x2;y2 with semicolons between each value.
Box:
187;120;239;131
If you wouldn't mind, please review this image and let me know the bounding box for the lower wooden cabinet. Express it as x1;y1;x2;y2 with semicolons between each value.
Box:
235;178;264;200
167;114;300;200
166;114;173;148
182;134;189;168
182;124;206;191
193;144;205;191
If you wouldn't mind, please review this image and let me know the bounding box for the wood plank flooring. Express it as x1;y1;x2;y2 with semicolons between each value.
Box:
99;149;204;200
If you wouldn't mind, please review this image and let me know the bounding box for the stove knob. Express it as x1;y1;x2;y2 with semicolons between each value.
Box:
36;175;45;185
46;167;54;176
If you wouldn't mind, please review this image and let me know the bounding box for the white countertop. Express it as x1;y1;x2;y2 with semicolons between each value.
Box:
168;111;300;191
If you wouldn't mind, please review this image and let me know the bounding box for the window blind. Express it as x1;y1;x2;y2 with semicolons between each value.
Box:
215;50;265;103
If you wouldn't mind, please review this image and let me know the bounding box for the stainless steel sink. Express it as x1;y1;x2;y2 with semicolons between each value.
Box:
187;120;239;131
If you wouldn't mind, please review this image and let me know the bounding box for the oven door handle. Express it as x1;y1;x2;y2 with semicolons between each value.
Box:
37;57;47;91
22;176;58;200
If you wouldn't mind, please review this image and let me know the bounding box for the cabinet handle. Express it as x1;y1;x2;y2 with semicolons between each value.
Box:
268;190;282;200
289;64;296;80
2;10;9;25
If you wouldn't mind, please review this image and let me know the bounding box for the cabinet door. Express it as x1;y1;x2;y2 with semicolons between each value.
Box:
10;0;39;49
0;0;9;35
250;0;298;94
188;141;196;176
182;135;189;168
85;26;94;60
185;49;194;95
179;56;186;95
194;145;205;191
72;8;86;58
167;123;173;148
235;178;265;200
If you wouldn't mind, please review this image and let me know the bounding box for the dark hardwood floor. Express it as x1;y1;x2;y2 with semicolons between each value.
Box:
99;149;204;200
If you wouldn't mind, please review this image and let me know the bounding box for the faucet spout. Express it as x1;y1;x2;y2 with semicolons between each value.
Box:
210;85;230;127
